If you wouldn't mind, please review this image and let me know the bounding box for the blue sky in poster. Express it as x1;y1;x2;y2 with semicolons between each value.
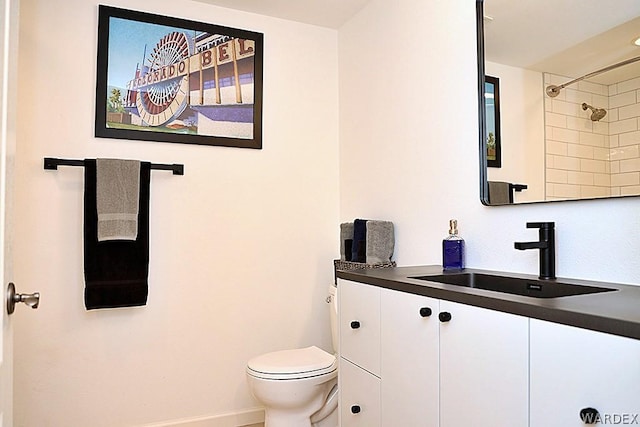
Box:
107;17;201;89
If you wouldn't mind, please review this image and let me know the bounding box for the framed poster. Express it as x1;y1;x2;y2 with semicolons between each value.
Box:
485;75;501;168
95;5;264;149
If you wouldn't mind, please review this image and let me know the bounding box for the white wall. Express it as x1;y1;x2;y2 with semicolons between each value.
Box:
485;61;545;202
339;0;640;283
13;0;339;425
12;0;640;425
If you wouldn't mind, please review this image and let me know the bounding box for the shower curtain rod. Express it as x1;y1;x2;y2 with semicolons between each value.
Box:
545;54;640;98
43;157;185;175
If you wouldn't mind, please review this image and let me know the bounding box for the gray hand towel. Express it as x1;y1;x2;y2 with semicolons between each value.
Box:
96;158;141;241
488;181;511;205
340;222;354;261
365;220;394;264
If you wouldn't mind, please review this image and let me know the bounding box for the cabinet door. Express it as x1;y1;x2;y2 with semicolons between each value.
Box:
530;319;640;427
339;279;381;376
381;288;439;427
340;358;381;427
439;300;529;427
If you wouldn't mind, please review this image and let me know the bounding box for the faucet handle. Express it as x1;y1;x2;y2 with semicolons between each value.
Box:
526;222;555;229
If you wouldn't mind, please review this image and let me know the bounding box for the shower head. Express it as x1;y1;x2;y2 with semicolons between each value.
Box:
581;103;607;121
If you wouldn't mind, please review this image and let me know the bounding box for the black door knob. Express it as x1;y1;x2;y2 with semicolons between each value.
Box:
439;312;452;322
351;405;361;414
419;307;432;317
350;320;361;329
580;407;600;424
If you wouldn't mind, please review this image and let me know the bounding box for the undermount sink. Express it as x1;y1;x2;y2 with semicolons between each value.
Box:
411;272;617;298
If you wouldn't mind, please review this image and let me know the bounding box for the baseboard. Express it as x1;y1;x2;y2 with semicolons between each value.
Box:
137;407;265;427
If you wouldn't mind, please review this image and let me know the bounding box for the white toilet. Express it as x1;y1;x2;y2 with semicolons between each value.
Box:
246;283;339;427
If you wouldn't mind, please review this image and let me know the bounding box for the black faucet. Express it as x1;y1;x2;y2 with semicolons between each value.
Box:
514;222;556;280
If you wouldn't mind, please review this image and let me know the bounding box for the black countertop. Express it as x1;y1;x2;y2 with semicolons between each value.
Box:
336;265;640;340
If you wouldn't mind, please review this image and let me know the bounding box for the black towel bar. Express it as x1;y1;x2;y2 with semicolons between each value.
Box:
43;157;184;175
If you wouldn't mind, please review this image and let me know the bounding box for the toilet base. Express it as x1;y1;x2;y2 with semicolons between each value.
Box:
265;409;314;427
311;407;338;427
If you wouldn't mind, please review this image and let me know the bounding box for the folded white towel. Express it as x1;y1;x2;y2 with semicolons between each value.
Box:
96;159;141;241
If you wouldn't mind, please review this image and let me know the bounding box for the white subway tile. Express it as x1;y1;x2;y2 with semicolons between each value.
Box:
546;154;555;168
610;160;620;174
546;112;567;128
592;121;609;136
547;140;568;156
592;94;608;108
581;186;610;198
552;127;580;143
547;73;571;86
611;172;640;187
553;155;581;171
552;183;582;198
546;182;555;196
610;91;637;109
619;157;640;173
593;173;611;186
610;134;619;148
566;89;588;104
580;158;607;173
610;118;638;135
546;168;568;184
566;116;592;132
619;102;640;120
567;143;593;159
618;77;640;93
578;80;608;96
619;130;640;147
593;147;609;160
621;185;640;195
568;171;594;185
610;145;640;161
554;99;582;117
579;131;606;147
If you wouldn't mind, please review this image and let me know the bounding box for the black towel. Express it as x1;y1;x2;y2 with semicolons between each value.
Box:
352;219;367;263
83;159;150;309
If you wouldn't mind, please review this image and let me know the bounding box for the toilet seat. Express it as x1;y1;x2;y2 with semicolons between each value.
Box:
247;346;337;380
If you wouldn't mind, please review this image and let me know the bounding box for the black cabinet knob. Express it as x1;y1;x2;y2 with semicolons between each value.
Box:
351;405;361;414
419;307;432;317
439;312;452;322
350;320;361;329
580;407;600;424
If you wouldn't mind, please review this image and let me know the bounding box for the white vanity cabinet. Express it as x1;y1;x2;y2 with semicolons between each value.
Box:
339;280;381;426
380;287;439;426
338;279;529;427
439;300;529;427
530;319;640;427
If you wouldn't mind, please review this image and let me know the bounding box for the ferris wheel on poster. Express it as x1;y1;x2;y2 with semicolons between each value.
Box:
134;31;193;127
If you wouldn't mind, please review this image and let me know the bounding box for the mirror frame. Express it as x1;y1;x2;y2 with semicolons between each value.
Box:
476;0;490;205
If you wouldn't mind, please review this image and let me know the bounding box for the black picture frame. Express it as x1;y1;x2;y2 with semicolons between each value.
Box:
485;75;501;168
95;5;264;149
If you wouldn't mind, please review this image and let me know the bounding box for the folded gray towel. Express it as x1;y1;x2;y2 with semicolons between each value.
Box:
488;181;511;205
366;220;394;264
340;222;354;261
96;159;141;241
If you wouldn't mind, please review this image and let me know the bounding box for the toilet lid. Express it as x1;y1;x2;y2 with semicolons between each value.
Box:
247;346;337;380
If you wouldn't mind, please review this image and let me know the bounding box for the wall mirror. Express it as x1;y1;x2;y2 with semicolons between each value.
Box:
477;0;640;205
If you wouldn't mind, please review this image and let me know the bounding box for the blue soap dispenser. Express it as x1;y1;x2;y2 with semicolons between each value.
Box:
443;219;465;270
